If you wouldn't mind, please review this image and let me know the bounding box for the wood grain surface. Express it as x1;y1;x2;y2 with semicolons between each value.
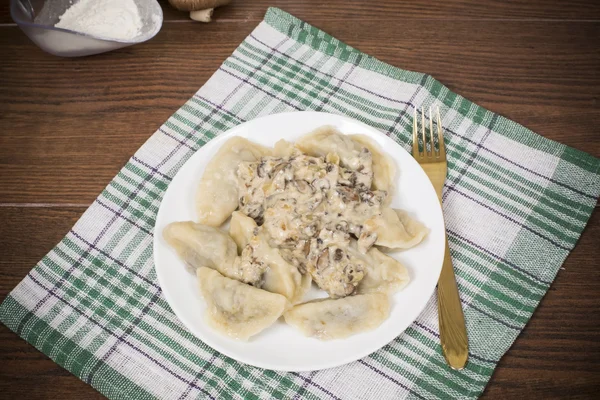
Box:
1;0;599;398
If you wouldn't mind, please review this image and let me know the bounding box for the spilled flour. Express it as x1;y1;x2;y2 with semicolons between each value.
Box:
55;0;143;41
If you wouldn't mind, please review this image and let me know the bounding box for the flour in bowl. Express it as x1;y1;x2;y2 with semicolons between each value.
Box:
55;0;143;41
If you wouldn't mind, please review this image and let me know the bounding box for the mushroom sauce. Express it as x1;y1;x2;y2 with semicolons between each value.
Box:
236;141;388;298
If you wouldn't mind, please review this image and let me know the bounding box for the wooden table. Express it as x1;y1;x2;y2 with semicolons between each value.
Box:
1;0;598;398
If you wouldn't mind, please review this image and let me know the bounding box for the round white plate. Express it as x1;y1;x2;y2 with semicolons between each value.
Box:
154;111;445;372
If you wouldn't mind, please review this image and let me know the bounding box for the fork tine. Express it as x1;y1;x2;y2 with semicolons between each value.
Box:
429;106;436;157
412;108;420;157
421;108;427;156
437;106;445;157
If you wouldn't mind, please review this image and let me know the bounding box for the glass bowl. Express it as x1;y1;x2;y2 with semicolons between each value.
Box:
11;0;163;57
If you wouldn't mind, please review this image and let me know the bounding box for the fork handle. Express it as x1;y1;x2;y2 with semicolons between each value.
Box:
437;238;469;369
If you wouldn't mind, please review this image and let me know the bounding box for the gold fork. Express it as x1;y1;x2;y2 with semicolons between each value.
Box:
413;107;469;370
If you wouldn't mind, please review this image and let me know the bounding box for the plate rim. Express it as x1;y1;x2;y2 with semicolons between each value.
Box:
153;111;444;371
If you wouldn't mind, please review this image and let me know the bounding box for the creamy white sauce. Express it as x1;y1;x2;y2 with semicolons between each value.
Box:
236;143;388;297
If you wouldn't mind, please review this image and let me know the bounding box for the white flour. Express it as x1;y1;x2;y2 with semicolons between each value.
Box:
55;0;143;41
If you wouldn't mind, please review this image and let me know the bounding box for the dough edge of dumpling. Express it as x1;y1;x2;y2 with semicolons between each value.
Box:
197;267;289;341
283;293;390;340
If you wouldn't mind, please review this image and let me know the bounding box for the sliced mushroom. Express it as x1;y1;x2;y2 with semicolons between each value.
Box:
293;179;313;194
334;248;344;261
336;186;359;202
271;162;290;177
316;248;330;270
335;221;349;233
301;240;311;256
257;160;267;178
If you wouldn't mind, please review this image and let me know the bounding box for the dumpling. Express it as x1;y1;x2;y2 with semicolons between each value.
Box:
296;127;396;195
350;134;396;196
273;139;302;158
229;212;310;303
163;221;265;286
229;211;258;253
197;267;288;340
251;232;311;304
365;208;429;250
283;293;390;340
163;221;237;275
296;126;368;171
394;209;429;245
296;273;312;304
196;137;270;226
356;248;410;294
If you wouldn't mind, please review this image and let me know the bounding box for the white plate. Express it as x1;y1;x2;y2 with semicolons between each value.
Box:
153;111;445;372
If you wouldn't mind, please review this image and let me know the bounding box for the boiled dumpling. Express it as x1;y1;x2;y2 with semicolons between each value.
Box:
196;137;270;226
163;221;237;275
251;232;311;304
296;127;395;195
296;126;368;171
365;208;429;250
197;267;288;340
394;209;429;244
283;293;390;340
356;248;410;294
229;212;310;303
164;221;265;285
296;273;312;304
350;134;396;196
273;139;302;158
229;211;258;253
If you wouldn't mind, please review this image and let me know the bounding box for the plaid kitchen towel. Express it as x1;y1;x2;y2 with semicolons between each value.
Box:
1;7;599;400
